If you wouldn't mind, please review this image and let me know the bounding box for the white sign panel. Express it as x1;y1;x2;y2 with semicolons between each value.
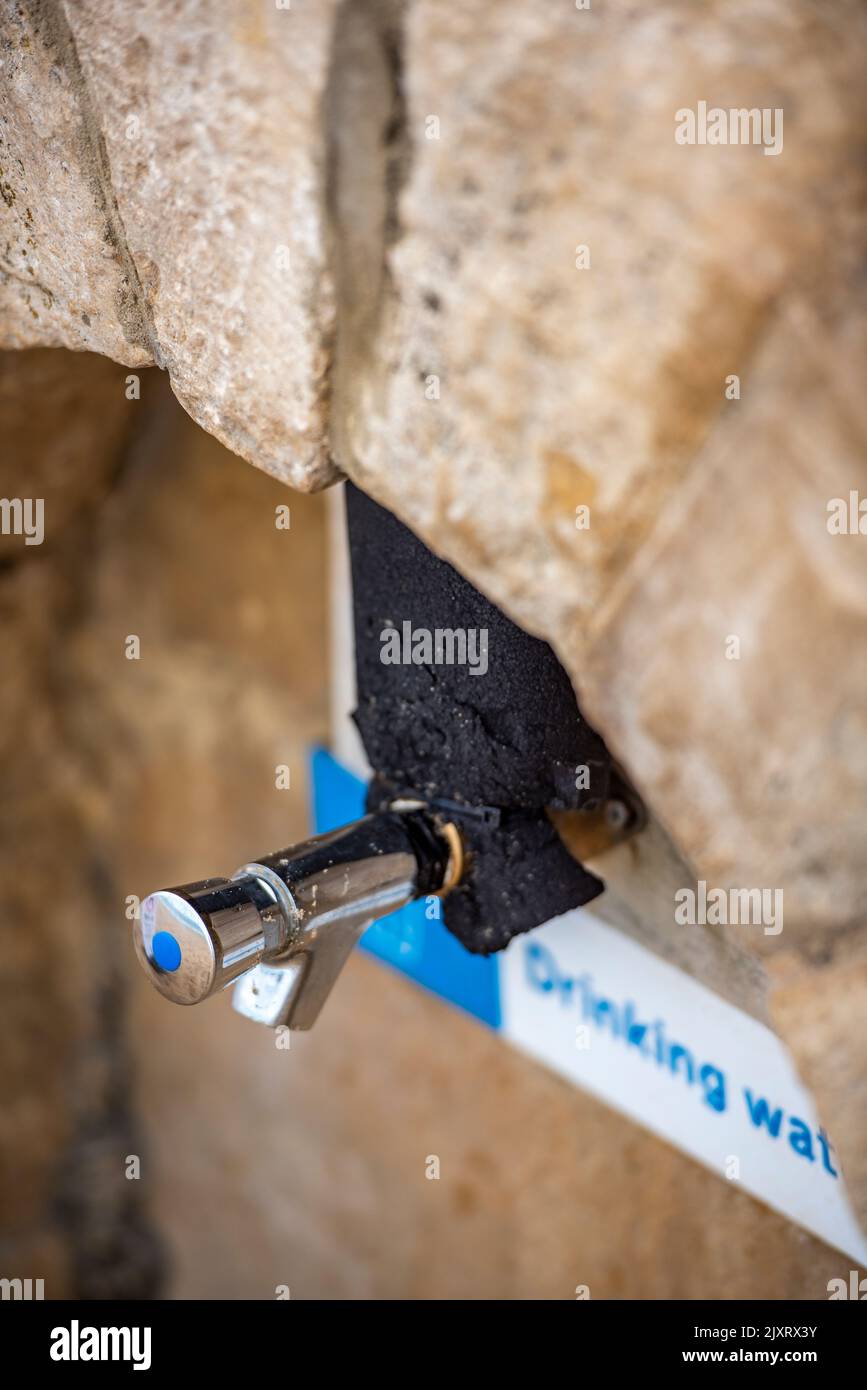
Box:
500;910;867;1263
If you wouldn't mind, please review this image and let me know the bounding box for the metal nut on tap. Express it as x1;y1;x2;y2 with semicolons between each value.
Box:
133;811;462;1029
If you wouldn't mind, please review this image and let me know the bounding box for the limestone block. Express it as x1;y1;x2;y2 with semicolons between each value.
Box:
0;0;339;487
337;0;867;955
0;1;152;364
768;946;867;1245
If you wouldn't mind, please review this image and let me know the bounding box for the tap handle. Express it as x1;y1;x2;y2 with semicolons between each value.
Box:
134;873;289;1006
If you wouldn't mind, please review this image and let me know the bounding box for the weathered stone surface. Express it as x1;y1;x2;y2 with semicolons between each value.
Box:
339;0;867;965
0;350;162;1297
1;0;339;487
768;945;867;1241
0;4;155;365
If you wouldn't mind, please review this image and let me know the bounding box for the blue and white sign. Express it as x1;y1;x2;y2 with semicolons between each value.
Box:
311;746;867;1265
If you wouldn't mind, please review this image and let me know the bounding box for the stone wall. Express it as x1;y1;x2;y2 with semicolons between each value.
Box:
2;0;866;1282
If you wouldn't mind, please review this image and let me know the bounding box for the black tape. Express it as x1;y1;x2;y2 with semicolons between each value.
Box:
346;482;608;953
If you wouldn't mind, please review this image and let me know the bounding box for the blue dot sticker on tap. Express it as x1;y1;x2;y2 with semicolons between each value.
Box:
152;930;182;973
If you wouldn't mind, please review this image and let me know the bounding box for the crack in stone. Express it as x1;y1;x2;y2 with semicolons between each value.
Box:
19;0;164;367
323;0;409;472
0;263;54;306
